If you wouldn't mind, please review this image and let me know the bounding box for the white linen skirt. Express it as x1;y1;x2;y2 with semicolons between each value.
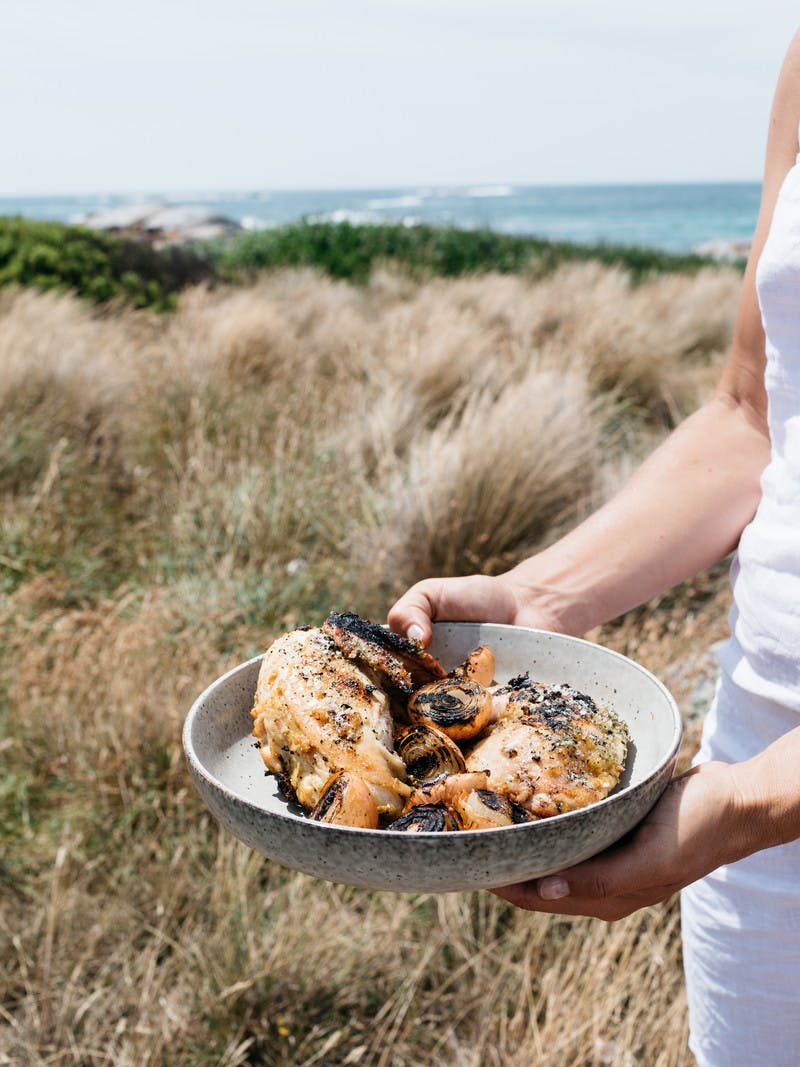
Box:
680;661;800;1067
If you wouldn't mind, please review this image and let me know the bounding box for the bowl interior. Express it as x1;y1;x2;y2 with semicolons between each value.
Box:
186;622;680;823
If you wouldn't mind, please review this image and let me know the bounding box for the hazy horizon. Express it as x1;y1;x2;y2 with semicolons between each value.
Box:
0;177;765;201
3;2;798;197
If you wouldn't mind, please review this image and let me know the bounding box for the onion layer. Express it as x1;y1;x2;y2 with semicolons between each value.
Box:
395;723;467;785
450;644;495;687
456;789;533;830
408;677;492;741
309;771;379;828
388;803;463;833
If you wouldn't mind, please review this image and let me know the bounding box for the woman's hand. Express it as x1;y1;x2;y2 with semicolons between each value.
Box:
388;574;518;645
493;761;752;921
387;573;564;646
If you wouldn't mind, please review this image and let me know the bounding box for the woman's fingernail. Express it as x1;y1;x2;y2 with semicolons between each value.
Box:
538;877;570;900
407;624;425;642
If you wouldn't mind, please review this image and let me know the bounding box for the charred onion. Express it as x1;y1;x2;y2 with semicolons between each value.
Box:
408;677;492;741
395;723;467;786
449;644;495;687
309;771;380;828
403;771;490;813
455;789;533;830
388;803;463;833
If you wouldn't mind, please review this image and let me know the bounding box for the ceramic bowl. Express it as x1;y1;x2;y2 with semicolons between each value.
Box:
183;623;681;893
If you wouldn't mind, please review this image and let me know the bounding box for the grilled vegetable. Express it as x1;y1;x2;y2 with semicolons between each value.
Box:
388;803;463;833
455;789;533;830
395;723;467;786
449;644;495;687
408;677;492;741
403;771;491;812
309;771;380;828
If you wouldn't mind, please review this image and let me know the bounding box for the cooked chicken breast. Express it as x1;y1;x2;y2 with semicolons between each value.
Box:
465;675;628;818
323;611;446;696
251;627;409;817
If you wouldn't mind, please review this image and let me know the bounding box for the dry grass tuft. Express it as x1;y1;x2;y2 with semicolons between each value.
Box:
370;367;612;581
1;262;739;1065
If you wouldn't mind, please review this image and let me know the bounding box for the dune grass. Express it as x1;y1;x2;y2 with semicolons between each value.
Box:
0;261;740;1065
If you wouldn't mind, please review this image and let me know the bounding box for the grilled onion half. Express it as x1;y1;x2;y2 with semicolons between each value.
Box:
388;803;463;833
395;723;467;786
450;644;495;687
456;789;533;830
309;771;380;828
408;677;492;741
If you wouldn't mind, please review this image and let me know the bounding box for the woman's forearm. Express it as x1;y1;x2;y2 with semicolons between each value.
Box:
732;725;800;854
506;392;771;636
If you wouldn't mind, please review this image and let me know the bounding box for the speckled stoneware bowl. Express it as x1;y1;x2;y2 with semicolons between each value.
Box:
183;623;681;893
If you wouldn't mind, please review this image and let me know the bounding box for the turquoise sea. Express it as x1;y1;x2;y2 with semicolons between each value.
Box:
0;182;761;254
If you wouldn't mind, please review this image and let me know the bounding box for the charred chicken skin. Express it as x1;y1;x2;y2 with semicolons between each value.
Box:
251;616;628;831
250;626;409;817
322;611;446;696
465;674;628;818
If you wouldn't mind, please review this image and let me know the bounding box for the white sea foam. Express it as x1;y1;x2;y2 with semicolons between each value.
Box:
312;208;381;225
307;208;422;228
240;215;273;231
465;184;514;198
366;194;423;210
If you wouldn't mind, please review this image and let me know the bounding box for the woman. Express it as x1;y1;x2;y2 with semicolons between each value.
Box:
388;30;800;1067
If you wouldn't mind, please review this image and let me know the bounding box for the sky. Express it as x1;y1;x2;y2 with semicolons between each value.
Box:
1;1;799;195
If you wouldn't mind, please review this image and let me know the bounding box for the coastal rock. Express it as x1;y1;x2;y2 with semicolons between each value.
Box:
79;201;241;246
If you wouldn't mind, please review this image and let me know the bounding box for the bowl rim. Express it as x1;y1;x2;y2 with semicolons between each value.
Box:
182;622;682;840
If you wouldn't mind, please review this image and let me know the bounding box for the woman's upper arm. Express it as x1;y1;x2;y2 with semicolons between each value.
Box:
718;30;800;430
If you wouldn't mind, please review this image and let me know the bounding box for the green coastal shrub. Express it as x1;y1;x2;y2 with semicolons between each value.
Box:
0;216;726;311
0;217;215;310
209;219;719;283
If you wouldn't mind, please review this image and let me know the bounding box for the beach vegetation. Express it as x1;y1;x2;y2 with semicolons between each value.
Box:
0;216;729;315
209;219;722;284
0;217;215;310
1;263;740;1065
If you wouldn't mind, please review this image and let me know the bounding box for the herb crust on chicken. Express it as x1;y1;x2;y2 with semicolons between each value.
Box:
465;674;628;818
251;617;629;831
250;626;409;817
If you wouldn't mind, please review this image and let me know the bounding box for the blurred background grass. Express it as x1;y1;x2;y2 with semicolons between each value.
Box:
1;222;738;1065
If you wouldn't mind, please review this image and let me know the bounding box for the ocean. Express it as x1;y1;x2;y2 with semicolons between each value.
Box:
0;182;761;254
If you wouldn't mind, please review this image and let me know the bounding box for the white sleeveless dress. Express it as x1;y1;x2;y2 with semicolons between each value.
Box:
680;146;800;1066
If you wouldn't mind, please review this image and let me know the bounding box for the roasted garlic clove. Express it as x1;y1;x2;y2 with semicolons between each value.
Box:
395;723;467;786
408;677;493;741
309;771;379;828
388;803;463;833
455;788;534;830
449;644;495;687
